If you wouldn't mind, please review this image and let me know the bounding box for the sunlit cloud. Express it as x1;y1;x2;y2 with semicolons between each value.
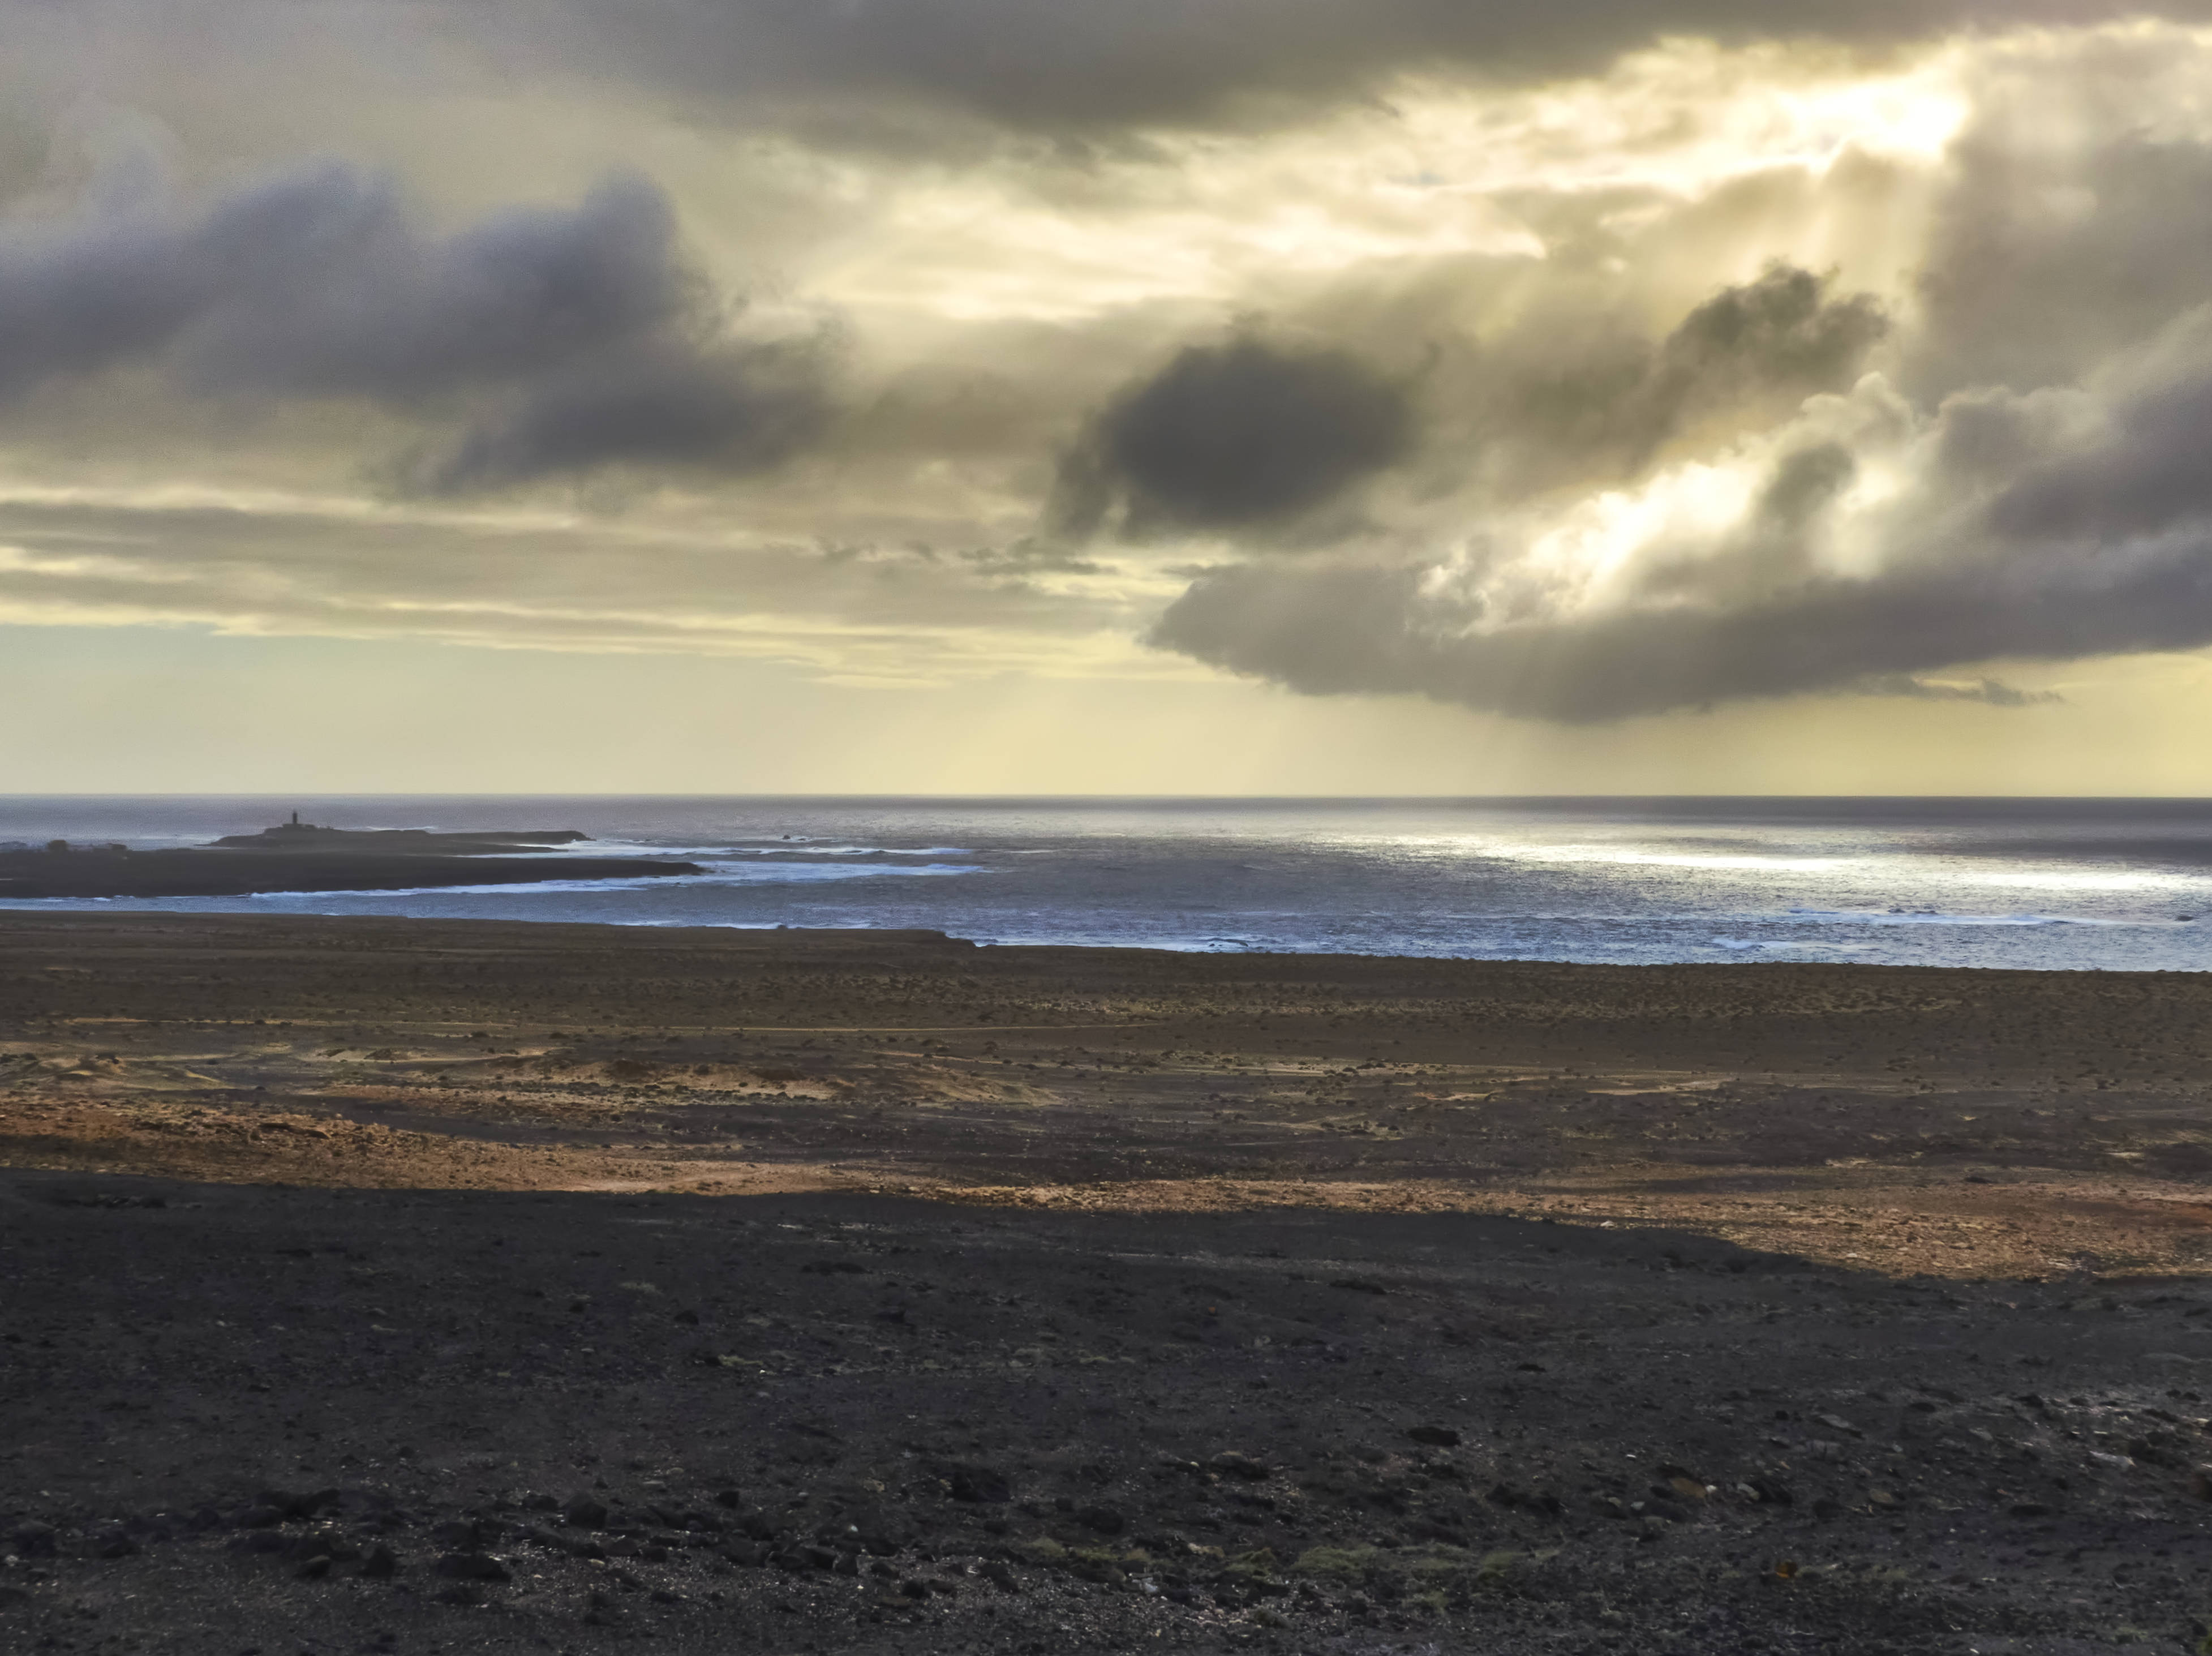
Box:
0;7;2210;739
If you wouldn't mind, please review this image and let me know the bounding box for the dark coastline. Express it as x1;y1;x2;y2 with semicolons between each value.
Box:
0;849;703;899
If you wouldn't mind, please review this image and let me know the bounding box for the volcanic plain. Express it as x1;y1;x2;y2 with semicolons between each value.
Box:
3;912;2211;1653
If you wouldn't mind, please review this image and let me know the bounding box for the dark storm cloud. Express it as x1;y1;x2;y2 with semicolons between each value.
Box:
1054;338;1410;537
1986;374;2212;544
1914;136;2212;401
525;0;2183;134
0;165;675;400
1138;79;2212;725
1150;521;2200;723
415;338;832;492
1640;267;1888;441
0;161;828;488
183;169;688;401
1149;268;2212;721
1509;264;1889;484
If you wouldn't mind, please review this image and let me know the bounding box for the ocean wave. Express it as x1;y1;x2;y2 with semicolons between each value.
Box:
555;840;974;860
1470;841;1857;874
1782;906;2116;928
688;860;984;883
1963;868;2202;894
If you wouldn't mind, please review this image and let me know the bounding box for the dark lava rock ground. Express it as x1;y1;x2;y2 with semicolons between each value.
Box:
5;1170;2211;1654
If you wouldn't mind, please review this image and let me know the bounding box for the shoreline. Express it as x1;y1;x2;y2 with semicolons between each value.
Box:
0;850;703;900
0;904;2205;974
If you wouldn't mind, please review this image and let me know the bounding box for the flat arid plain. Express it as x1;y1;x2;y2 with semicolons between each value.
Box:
5;913;2211;1653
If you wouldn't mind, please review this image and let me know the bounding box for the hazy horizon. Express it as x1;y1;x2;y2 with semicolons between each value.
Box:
11;790;2212;801
10;790;2212;804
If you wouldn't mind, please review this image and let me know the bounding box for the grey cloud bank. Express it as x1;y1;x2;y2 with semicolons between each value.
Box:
1136;41;2212;720
1055;338;1410;537
0;161;829;490
6;5;2212;728
1153;342;2212;721
517;0;2204;131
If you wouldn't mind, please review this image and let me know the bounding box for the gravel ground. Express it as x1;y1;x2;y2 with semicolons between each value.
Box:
4;1172;2211;1655
4;913;2211;1653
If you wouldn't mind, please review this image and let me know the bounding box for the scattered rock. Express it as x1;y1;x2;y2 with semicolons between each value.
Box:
523;1525;605;1560
38;1187;165;1210
361;1545;399;1579
1209;1452;1270;1481
433;1551;512;1582
1488;1483;1564;1517
257;1487;339;1520
561;1495;609;1529
942;1464;1011;1503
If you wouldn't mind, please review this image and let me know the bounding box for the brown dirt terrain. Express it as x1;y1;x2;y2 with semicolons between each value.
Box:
3;913;2211;1653
5;913;2211;1277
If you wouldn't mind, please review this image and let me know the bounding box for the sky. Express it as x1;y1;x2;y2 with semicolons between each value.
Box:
7;1;2212;793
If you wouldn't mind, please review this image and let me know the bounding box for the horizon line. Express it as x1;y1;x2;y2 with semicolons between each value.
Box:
6;791;2212;804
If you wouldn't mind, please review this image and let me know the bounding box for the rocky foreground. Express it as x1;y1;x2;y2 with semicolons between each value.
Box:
2;913;2210;1651
6;1172;2212;1655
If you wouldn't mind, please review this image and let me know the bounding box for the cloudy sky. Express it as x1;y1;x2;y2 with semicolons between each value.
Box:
7;0;2212;792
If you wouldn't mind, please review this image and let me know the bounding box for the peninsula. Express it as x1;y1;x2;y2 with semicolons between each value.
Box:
0;816;701;899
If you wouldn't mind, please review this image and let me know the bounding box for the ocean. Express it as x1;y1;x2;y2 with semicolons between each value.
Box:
1;796;2207;971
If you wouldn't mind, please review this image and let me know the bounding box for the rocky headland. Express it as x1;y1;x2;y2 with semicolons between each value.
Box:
0;821;698;899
